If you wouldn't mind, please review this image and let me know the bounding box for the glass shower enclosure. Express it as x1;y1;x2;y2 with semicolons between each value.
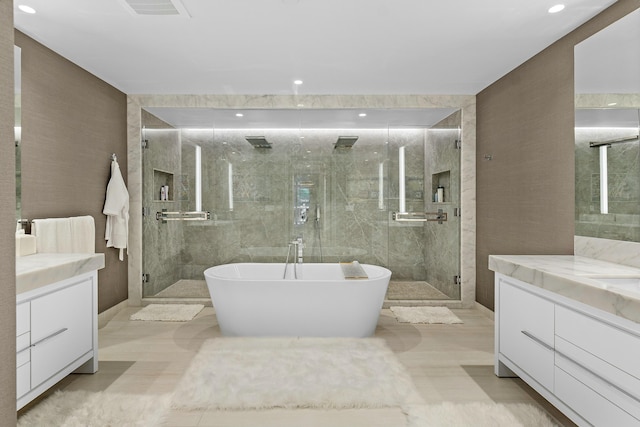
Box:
141;108;461;302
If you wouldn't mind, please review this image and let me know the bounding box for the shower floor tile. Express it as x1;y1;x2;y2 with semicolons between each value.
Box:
154;279;210;298
386;280;451;300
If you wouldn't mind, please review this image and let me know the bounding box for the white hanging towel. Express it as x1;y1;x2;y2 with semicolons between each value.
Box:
103;159;129;261
32;217;72;253
70;215;95;253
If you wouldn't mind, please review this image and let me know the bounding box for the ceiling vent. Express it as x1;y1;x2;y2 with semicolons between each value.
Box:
119;0;190;16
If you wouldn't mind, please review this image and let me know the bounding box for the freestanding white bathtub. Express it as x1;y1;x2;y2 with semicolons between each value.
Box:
204;263;391;337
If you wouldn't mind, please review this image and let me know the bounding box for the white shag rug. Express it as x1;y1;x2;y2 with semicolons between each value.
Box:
171;337;424;411
130;303;204;322
390;306;463;324
404;402;560;427
17;390;170;427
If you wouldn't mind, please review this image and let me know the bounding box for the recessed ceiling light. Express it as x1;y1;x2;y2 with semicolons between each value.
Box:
294;80;303;85
235;113;244;117
607;102;617;106
548;4;565;13
18;4;36;13
359;113;367;117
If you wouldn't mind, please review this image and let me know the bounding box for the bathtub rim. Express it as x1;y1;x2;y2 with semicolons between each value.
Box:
203;262;391;283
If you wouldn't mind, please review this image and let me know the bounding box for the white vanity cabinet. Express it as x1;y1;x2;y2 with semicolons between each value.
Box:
16;270;98;410
495;273;640;427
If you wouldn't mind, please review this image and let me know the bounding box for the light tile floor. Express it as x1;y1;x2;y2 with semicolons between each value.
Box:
18;307;576;427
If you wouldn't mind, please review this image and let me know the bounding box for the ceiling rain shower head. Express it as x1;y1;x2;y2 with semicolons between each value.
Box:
245;136;272;149
334;136;359;149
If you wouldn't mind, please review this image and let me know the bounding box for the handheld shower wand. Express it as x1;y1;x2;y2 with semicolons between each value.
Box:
315;204;321;224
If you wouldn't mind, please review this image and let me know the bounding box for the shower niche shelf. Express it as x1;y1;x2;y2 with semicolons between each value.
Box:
432;170;450;203
153;169;174;202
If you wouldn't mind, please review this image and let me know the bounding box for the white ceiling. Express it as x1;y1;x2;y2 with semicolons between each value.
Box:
575;7;640;94
14;0;618;96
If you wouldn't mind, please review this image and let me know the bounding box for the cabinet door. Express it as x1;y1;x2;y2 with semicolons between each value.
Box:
30;279;93;388
499;278;555;391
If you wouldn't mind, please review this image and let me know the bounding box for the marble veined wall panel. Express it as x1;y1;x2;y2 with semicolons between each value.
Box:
177;127;403;271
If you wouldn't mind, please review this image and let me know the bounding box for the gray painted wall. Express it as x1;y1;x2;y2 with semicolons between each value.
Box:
1;0;17;423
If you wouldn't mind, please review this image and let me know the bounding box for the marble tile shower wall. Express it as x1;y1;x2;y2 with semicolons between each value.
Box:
386;130;429;279
152;127;432;290
575;128;640;242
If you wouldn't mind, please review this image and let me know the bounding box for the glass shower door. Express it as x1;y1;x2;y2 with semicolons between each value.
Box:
141;115;215;299
386;111;461;300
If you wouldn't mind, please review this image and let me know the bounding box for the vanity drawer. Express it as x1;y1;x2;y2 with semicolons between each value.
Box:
16;362;30;399
498;279;555;391
16;302;30;336
555;365;640;426
30;279;93;388
16;332;30;357
555;305;640;396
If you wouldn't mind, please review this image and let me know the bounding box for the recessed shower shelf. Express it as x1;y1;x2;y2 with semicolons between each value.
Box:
153;169;174;202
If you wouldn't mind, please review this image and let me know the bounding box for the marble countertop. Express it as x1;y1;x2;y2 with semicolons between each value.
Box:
489;255;640;324
17;253;105;295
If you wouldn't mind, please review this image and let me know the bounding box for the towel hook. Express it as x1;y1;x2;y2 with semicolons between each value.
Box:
111;153;117;162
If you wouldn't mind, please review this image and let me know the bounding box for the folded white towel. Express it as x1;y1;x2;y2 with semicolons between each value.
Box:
70;215;95;253
33;218;72;253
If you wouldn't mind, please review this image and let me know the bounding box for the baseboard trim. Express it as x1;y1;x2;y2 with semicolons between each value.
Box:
475;301;494;321
98;299;129;329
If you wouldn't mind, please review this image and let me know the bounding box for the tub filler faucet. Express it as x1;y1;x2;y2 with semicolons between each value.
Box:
283;236;304;279
294;236;303;263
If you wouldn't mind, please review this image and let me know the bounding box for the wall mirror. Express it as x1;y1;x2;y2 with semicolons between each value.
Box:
15;45;21;222
574;8;640;242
